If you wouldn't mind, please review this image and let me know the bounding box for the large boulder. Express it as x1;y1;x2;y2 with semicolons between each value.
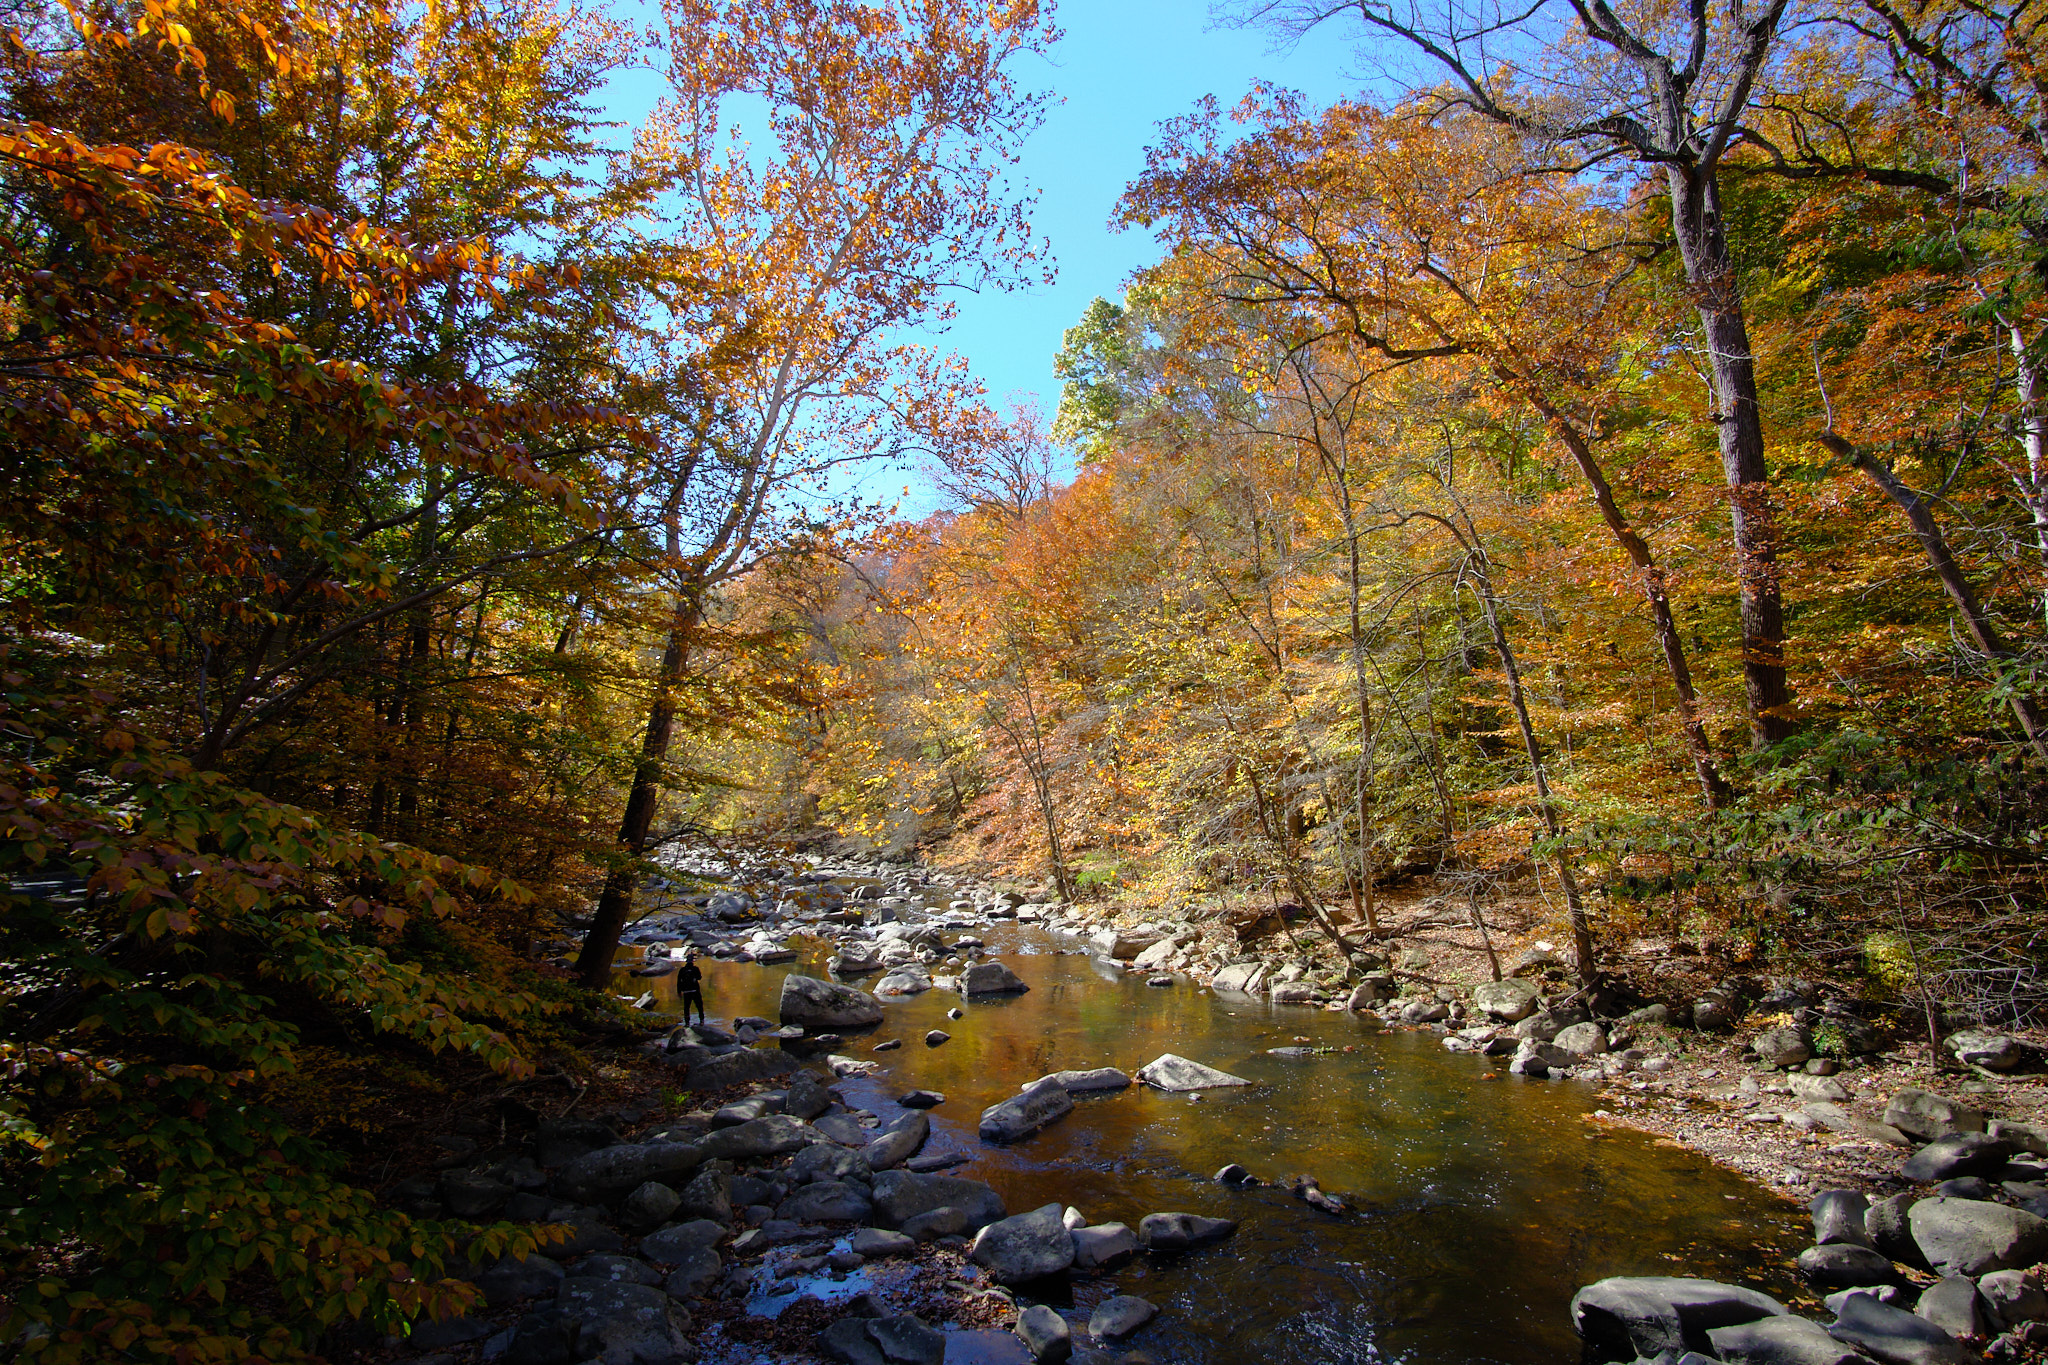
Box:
1707;1314;1865;1365
471;1252;565;1307
1136;1212;1236;1251
1753;1026;1815;1069
869;1169;1006;1232
1553;1022;1609;1056
1015;1303;1071;1363
1569;1277;1787;1358
554;1142;704;1205
780;975;884;1029
1472;978;1541;1022
1826;1292;1974;1365
1864;1193;1928;1269
1914;1277;1991;1340
1090;929;1161;960
1977;1269;2048;1331
960;961;1030;995
1884;1089;1988;1143
1135;1054;1251;1091
969;1203;1074;1284
638;1220;725;1265
980;1077;1074;1144
1810;1190;1873;1248
1070;1222;1137;1270
554;1278;692;1365
1797;1243;1901;1289
1946;1029;2025;1073
1901;1133;2012;1183
1907;1196;2048;1276
699;1114;823;1162
1510;1038;1579;1077
775;1180;873;1224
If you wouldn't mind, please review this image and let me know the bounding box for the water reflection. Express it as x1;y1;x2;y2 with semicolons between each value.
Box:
633;924;1805;1364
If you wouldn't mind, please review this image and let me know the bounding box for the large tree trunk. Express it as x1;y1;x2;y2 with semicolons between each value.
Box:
574;606;693;989
1668;165;1794;750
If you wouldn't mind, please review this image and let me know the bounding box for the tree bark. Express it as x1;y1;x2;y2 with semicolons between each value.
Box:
574;605;694;989
1669;166;1794;749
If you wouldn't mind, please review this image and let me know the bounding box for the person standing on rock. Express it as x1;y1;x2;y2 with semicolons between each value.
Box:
677;948;707;1025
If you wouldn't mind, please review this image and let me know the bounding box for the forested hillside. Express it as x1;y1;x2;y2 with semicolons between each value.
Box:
4;0;2047;1359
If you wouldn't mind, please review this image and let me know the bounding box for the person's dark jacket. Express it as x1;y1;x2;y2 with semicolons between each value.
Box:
677;959;703;993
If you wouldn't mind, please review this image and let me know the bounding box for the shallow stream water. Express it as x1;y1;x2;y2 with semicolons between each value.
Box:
644;920;1807;1364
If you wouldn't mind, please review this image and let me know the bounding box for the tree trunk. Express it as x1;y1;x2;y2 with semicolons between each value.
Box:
1668;164;1793;749
574;605;693;989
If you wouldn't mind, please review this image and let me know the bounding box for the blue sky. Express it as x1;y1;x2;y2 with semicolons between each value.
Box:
944;2;1361;417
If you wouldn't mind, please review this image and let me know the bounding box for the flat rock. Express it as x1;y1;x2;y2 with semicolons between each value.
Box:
775;1179;873;1224
981;1077;1074;1143
1136;1212;1236;1251
1908;1196;2048;1276
1885;1089;1988;1143
969;1203;1075;1284
1707;1314;1865;1365
812;1112;869;1146
1828;1291;1974;1365
1026;1067;1131;1094
1947;1029;2025;1072
1210;962;1267;994
850;1228;917;1259
870;1169;1006;1232
699;1114;822;1162
1135;1054;1251;1091
1902;1133;2013;1183
1088;1295;1155;1340
553;1142;704;1205
1569;1277;1788;1357
1798;1242;1900;1288
780;974;885;1029
684;1047;798;1091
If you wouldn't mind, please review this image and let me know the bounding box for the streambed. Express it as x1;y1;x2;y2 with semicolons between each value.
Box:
642;920;1809;1364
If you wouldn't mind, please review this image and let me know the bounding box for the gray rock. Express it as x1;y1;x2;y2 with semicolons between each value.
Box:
1510;1038;1579;1077
1693;988;1750;1033
1825;1286;1906;1315
473;1253;565;1306
1947;1029;2025;1072
969;1203;1075;1284
683;1047;797;1092
1016;1304;1071;1363
1977;1269;2047;1330
869;1315;947;1365
1803;1102;1914;1147
813;1112;869;1146
1908;1196;2048;1276
1554;1022;1609;1056
785;1075;832;1120
1902;1133;2013;1183
1885;1089;1989;1143
925;1031;950;1048
1754;1026;1815;1069
863;1113;929;1172
1136;1212;1236;1251
1623;1003;1674;1026
441;1170;513;1218
791;1143;872;1185
554;1279;692;1365
1472;978;1542;1022
1134;1054;1251;1091
1069;1222;1137;1270
1864;1194;1927;1269
535;1118;622;1167
960;961;1030;995
1791;1074;1854;1104
554;1143;704;1205
619;1181;681;1233
1935;1176;1997;1200
1989;1119;2048;1155
1026;1067;1131;1093
1211;962;1268;994
662;1246;720;1299
870;1169;1006;1232
851;1228;917;1258
819;1317;888;1365
1707;1314;1865;1364
676;1168;730;1224
980;1077;1075;1144
565;1253;660;1286
1569;1277;1788;1357
1811;1189;1874;1247
1828;1291;1973;1365
775;1180;873;1224
1915;1276;1989;1339
1215;1163;1252;1185
900;1206;971;1241
1090;929;1161;959
699;1114;823;1162
1515;1011;1567;1042
780;975;885;1029
1087;1295;1154;1340
1798;1243;1902;1288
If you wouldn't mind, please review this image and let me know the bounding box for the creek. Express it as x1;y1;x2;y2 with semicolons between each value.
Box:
637;916;1808;1363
